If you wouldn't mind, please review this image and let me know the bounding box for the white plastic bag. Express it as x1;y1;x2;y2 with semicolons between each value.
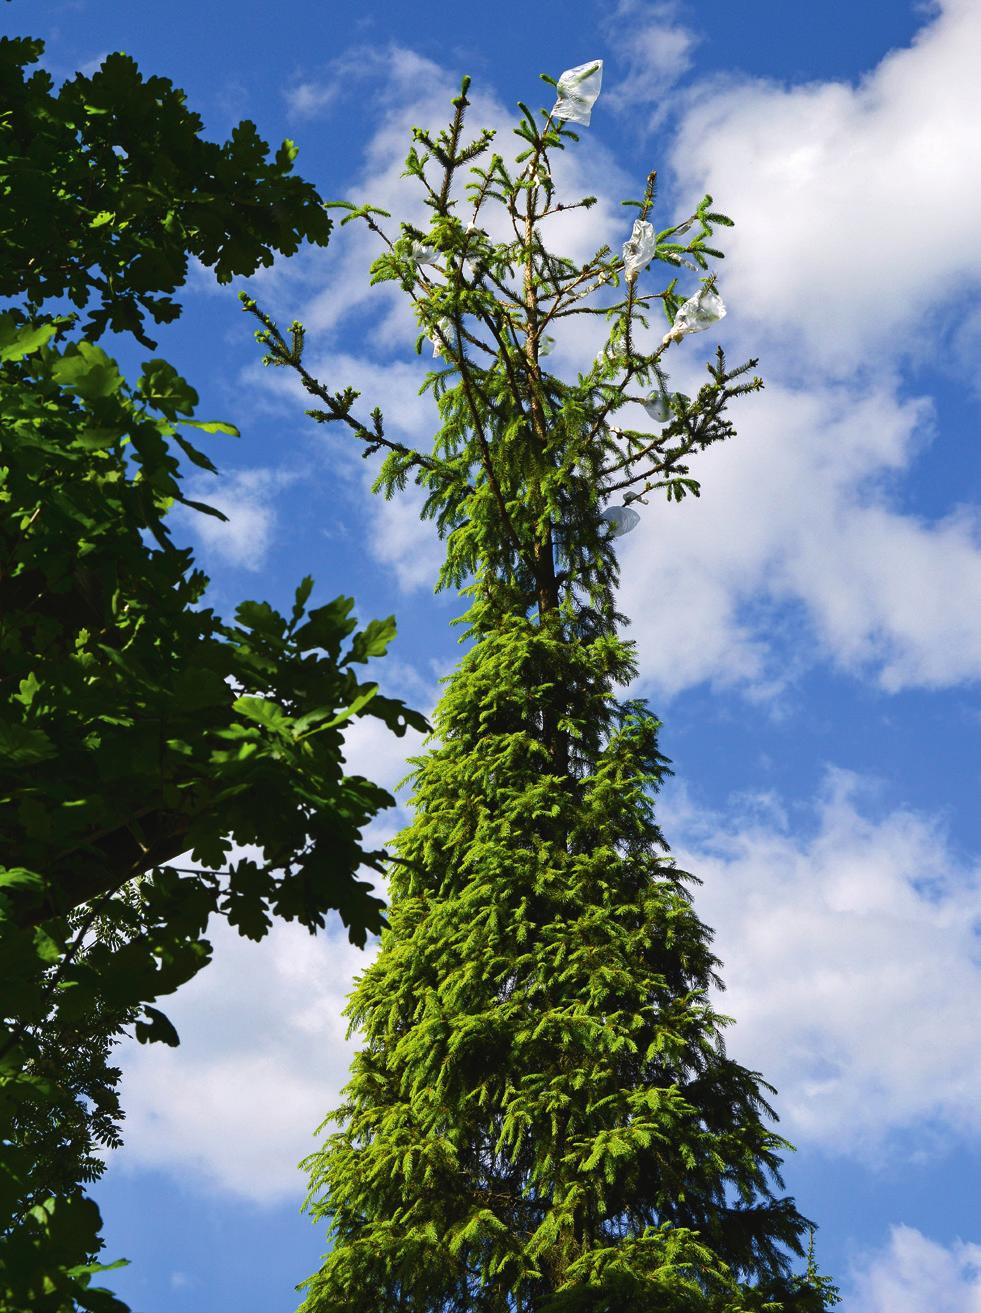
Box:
622;219;656;281
641;390;672;424
410;240;437;265
551;60;604;127
662;283;726;345
600;504;641;538
431;319;451;357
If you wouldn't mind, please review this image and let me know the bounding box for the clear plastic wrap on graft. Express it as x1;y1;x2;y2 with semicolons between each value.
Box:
410;240;438;265
641;389;688;424
622;219;656;280
550;60;604;127
431;319;451;357
600;504;641;538
663;283;727;345
641;390;673;424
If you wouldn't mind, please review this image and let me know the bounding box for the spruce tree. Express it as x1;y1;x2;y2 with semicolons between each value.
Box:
246;67;838;1313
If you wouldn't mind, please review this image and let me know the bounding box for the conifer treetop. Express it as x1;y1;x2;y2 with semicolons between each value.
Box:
244;70;839;1313
242;70;763;645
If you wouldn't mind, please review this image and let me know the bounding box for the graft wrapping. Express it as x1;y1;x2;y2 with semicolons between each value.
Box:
551;60;604;127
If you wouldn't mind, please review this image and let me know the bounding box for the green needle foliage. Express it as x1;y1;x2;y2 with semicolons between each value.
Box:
250;70;841;1313
248;71;839;1313
0;35;427;1313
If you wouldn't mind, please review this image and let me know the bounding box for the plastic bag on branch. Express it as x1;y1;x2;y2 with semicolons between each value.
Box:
410;241;438;265
431;319;451;357
551;60;604;126
622;219;656;280
600;504;641;538
641;389;688;424
663;283;727;345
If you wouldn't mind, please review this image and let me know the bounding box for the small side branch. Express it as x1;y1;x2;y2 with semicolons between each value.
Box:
240;295;473;497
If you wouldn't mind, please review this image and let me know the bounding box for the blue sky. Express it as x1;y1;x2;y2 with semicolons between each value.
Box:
8;0;981;1309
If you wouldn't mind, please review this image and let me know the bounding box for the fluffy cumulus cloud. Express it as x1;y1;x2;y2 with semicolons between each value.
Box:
617;374;981;699
661;766;981;1157
848;1225;981;1312
116;918;378;1202
600;0;700;121
236;342;455;593
340;692;433;796
115;834;412;1204
175;466;297;572
601;0;981;699
666;0;981;382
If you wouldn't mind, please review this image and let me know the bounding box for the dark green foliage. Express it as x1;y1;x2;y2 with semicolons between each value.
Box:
0;325;423;943
0;36;332;347
249;76;838;1311
296;614;833;1312
0;35;427;1313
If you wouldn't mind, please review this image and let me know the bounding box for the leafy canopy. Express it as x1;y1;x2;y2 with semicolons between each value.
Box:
0;33;427;1313
0;36;332;347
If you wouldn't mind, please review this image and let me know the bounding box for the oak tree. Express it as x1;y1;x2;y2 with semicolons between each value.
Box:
0;35;427;1312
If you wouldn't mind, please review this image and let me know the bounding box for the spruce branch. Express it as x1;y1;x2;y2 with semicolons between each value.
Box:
239;293;472;497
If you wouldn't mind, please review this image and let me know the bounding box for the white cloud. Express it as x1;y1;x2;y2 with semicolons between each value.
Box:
618;373;981;700
848;1225;981;1312
592;0;981;699
660;766;981;1157
341;699;432;796
176;467;297;572
666;0;981;381
366;482;446;594
601;0;699;122
284;46;412;121
78;51;110;77
947;302;981;401
238;348;450;592
113;789;429;1204
116;918;375;1203
285;81;340;119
